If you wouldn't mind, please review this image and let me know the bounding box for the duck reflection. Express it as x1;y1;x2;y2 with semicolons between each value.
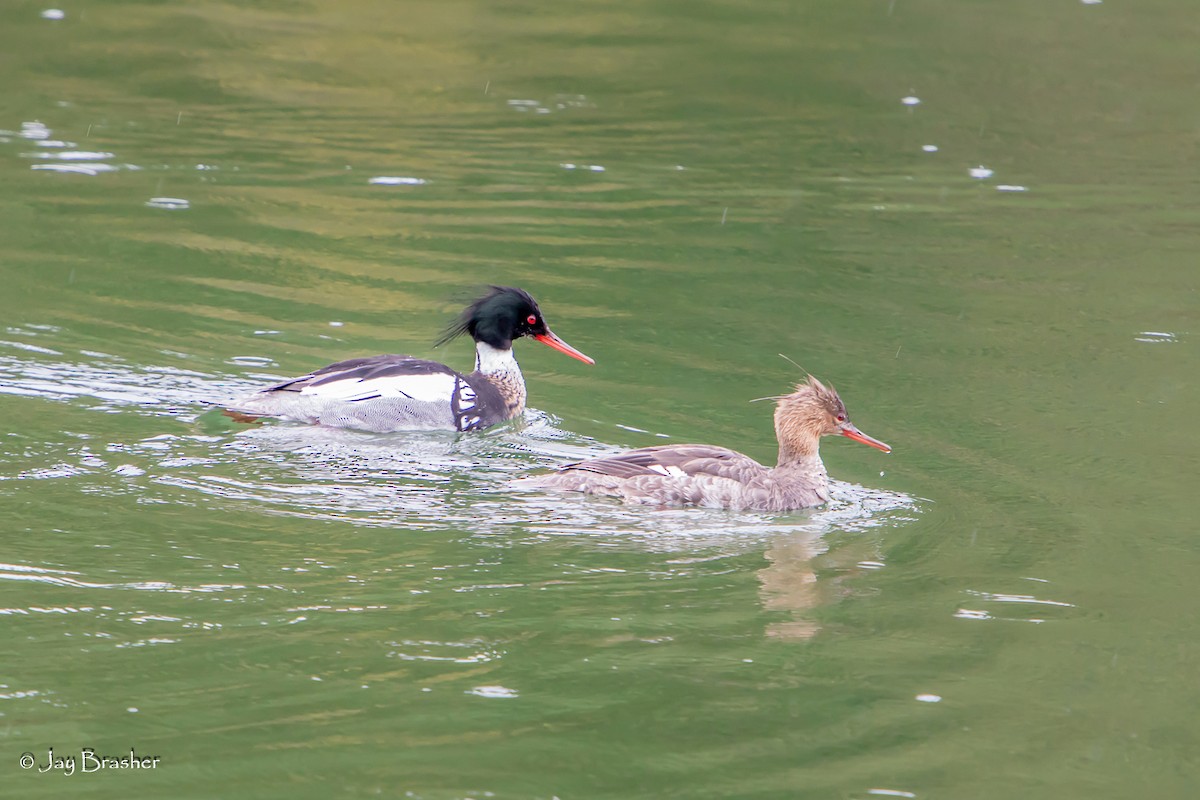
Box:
757;530;886;641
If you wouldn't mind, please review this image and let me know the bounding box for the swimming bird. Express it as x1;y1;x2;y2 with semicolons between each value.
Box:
225;286;593;432
526;375;889;511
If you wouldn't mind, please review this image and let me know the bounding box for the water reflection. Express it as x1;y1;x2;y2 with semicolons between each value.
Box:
9;119;137;176
757;533;823;640
505;94;593;116
367;176;427;185
144;196;190;210
1;335;919;658
1134;331;1177;344
0;561;253;596
954;584;1075;625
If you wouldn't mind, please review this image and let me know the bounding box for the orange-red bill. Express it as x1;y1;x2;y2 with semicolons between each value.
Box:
840;423;891;453
533;331;594;365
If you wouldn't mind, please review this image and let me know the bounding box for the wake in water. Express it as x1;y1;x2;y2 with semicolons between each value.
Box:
0;329;919;546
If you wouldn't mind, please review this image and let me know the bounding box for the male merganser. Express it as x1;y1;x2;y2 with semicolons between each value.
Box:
225;286;593;432
527;375;889;511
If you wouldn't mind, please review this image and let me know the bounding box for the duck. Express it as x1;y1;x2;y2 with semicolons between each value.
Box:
225;286;593;432
526;375;889;511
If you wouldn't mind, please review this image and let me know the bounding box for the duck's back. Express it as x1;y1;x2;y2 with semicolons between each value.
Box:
530;444;781;510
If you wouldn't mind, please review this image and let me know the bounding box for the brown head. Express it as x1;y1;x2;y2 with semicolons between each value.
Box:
773;375;891;463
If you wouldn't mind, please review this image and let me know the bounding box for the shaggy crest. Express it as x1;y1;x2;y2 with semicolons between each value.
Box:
795;374;847;420
434;286;541;349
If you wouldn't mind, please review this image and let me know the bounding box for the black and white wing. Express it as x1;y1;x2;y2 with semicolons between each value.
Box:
230;354;485;431
262;355;460;403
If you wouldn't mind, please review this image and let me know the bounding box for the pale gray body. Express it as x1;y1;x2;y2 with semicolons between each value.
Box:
231;391;459;431
527;444;831;511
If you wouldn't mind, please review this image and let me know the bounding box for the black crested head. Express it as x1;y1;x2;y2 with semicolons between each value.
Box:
434;286;549;350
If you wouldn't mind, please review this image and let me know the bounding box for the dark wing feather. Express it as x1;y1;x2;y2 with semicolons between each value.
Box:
263;355;459;393
563;444;766;482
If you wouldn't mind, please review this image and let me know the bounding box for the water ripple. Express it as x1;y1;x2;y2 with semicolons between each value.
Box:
1135;330;1177;343
0;338;919;551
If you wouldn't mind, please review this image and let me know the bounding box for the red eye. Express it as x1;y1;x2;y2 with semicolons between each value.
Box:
526;315;537;325
836;414;846;422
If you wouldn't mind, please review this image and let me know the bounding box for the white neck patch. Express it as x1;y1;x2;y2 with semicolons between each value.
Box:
475;342;521;375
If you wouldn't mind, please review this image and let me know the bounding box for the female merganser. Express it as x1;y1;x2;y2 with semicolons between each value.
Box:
527;375;890;511
226;286;593;432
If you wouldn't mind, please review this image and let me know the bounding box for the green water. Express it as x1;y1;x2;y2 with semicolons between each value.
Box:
2;1;1197;798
